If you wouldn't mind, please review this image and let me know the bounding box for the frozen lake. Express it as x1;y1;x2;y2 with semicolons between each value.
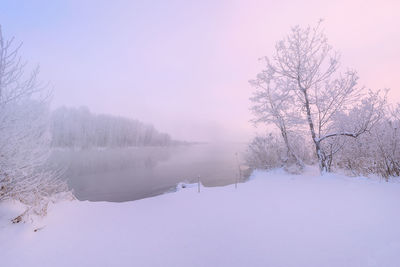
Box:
50;143;248;202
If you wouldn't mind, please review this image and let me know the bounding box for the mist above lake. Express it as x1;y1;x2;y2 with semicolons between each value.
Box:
50;143;248;202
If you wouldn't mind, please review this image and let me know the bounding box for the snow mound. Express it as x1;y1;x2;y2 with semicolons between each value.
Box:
175;181;202;191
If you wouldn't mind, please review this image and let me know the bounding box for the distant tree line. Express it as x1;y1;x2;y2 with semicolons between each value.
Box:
50;106;174;148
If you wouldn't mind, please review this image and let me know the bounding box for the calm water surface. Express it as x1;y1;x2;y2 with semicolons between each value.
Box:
50;143;248;202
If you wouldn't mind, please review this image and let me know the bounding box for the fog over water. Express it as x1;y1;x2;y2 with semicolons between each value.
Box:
50;143;247;202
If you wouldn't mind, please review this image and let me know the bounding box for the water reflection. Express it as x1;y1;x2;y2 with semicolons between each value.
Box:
49;143;247;202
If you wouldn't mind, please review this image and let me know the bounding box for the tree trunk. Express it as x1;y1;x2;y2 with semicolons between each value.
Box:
302;87;328;174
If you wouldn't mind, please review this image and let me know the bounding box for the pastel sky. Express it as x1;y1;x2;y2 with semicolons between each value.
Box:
1;0;399;142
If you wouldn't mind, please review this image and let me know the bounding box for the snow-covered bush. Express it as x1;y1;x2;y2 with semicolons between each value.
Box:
333;118;400;180
245;134;286;170
245;133;311;173
0;26;72;221
324;99;399;179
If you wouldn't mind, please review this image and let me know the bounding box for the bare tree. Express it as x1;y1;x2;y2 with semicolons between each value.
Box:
254;21;383;174
0;25;71;221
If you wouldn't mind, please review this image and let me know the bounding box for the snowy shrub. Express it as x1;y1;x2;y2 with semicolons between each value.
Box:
326;101;399;179
333;119;400;179
0;100;73;222
245;133;313;174
245;134;285;170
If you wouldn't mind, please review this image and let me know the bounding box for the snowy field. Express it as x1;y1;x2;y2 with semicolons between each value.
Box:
1;167;400;267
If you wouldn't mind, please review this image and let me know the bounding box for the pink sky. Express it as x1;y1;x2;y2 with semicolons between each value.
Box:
1;0;399;142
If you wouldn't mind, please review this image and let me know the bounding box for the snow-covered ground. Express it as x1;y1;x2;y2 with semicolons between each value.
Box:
1;167;400;267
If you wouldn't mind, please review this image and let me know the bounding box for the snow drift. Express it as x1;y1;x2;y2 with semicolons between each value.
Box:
1;167;400;267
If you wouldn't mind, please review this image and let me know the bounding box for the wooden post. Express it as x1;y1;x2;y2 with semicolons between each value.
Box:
235;174;238;189
197;175;200;193
235;152;241;189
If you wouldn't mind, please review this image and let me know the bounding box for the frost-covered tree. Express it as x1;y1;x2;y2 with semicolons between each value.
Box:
250;62;305;171
0;26;70;221
252;22;383;174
